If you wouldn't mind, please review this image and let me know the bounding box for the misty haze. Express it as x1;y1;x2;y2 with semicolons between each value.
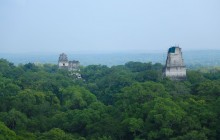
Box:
0;1;220;140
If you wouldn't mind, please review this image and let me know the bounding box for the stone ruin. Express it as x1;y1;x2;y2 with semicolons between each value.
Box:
58;53;81;79
163;46;186;80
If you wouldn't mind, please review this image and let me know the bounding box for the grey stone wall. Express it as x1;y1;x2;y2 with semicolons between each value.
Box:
163;46;186;80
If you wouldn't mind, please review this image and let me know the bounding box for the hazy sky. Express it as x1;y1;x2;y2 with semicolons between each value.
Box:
0;0;220;53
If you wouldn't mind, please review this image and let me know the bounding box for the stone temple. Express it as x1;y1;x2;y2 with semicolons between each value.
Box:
58;53;81;78
58;53;69;69
163;46;186;80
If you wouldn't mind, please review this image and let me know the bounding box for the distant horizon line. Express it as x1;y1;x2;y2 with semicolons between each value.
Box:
1;49;220;55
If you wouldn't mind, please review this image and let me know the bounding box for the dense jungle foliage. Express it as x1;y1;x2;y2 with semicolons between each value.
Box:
0;58;219;140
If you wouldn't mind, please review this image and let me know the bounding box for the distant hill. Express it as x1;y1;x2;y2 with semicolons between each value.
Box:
1;50;220;68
